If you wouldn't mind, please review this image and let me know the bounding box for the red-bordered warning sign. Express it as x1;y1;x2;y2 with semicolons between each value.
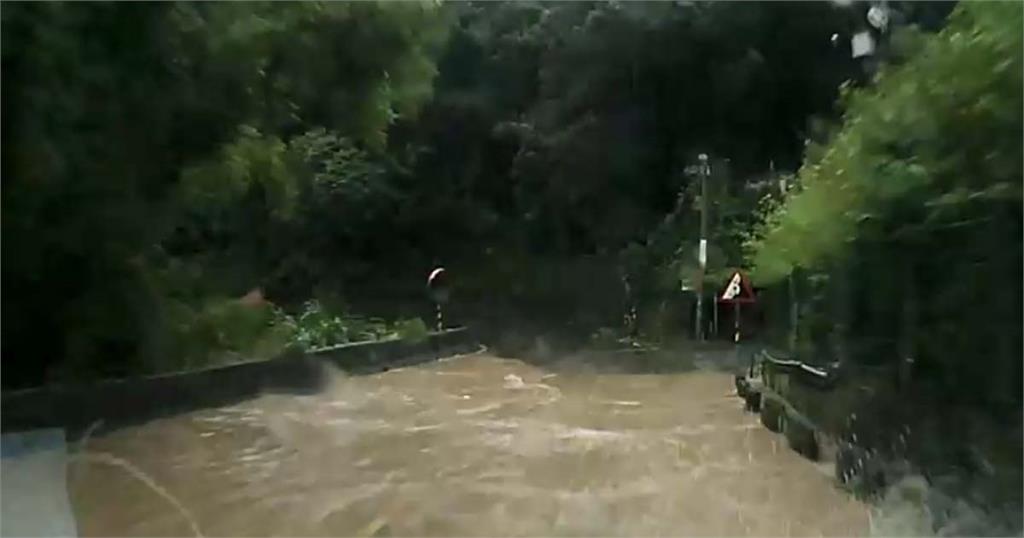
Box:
717;271;756;304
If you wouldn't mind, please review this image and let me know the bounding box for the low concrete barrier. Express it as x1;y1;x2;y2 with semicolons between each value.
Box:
1;328;476;435
748;347;908;490
309;326;477;373
760;348;842;389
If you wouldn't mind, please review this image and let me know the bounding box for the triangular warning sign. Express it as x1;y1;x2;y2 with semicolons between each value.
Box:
717;271;756;303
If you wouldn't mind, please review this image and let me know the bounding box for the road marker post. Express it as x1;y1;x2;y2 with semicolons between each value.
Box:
427;267;449;332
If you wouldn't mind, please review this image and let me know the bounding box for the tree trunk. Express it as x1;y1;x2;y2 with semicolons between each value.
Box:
831;261;850;364
789;269;799;354
898;257;916;388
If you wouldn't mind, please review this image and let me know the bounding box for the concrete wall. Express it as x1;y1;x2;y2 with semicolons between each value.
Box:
1;328;476;436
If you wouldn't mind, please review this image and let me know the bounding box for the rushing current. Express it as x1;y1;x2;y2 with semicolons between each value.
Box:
68;351;869;536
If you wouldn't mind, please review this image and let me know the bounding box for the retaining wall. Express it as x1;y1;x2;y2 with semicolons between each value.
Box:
0;328;476;435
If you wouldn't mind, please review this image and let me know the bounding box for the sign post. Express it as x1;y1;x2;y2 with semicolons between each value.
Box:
717;271;756;343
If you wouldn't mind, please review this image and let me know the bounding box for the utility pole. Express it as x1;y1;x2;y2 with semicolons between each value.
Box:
695;153;710;342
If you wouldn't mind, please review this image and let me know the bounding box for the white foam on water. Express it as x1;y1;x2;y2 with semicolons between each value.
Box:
503;373;526;389
604;400;642;407
404;424;444;433
555;426;629;442
472;418;521;431
457;402;504;416
670;423;718;437
868;472;1022;537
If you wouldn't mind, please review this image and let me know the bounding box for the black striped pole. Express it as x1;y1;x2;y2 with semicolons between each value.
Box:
428;266;447;332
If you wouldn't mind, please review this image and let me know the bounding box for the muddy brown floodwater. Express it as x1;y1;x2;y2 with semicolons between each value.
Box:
69;351;869;536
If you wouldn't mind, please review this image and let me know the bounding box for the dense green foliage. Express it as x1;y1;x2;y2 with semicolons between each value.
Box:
746;2;1022;411
286;301;429;350
0;1;980;390
2;1;449;386
5;1;1019;528
389;1;873;336
744;4;1022;513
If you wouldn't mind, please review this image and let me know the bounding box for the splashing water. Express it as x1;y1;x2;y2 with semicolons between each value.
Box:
70;352;871;536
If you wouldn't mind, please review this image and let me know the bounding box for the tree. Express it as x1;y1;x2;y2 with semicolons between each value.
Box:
746;2;1022;409
1;1;449;386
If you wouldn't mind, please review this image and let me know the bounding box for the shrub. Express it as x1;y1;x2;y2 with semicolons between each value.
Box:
394;318;429;343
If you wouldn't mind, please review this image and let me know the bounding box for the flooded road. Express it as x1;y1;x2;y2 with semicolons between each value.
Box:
69;352;868;536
